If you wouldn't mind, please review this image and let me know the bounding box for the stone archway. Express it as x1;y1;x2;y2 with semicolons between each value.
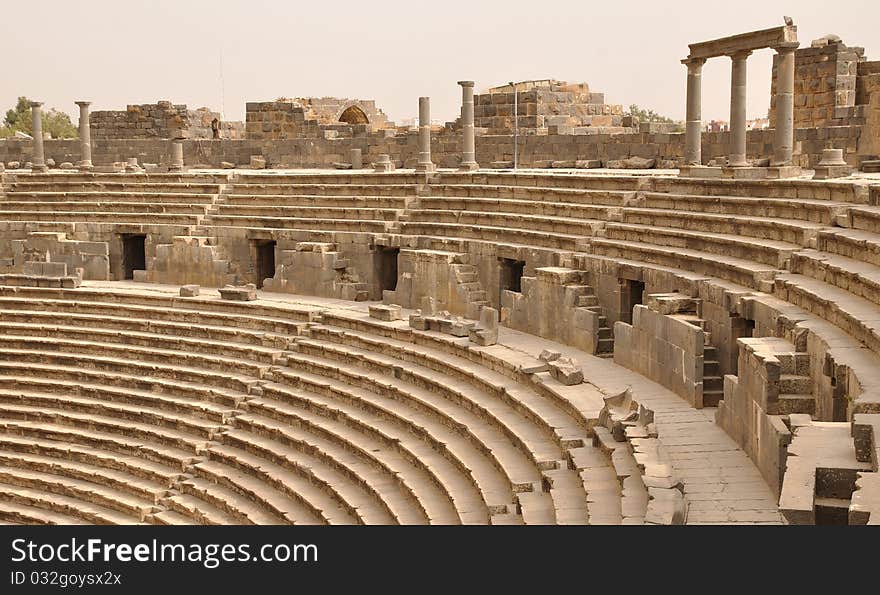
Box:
338;105;369;125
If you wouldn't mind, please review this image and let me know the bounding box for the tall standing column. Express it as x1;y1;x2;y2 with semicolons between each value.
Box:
458;81;478;170
169;139;184;172
682;58;706;166
415;96;435;173
30;101;47;173
75;101;93;170
773;43;798;166
728;50;751;167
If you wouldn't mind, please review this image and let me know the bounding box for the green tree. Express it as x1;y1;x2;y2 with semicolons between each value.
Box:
624;104;684;133
0;96;78;139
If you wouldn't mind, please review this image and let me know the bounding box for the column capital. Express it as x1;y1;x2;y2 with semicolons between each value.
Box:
75;100;92;107
29;101;43;108
681;57;706;67
728;49;753;60
457;80;475;88
773;42;799;54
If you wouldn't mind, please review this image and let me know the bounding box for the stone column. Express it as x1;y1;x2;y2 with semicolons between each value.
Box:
728;50;751;167
75;101;93;170
169;139;184;172
415;96;435;172
458;81;478;170
30;101;47;173
683;58;706;166
773;43;798;166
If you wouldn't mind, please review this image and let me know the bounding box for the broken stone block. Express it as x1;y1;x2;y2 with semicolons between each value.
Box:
7;161;20;169
468;306;499;346
449;317;476;337
59;161;74;169
368;303;402;321
620;156;655;169
220;161;236;169
132;270;148;282
219;283;257;301
46;158;56;168
548;356;584;385
249;156;266;169
409;309;428;330
180;284;200;297
574;159;601;169
539;349;561;363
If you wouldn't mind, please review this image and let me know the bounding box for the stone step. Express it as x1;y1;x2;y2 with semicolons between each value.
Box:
0;481;143;525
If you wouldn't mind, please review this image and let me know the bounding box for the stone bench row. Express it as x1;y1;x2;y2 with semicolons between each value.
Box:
0;201;211;215
216;204;402;221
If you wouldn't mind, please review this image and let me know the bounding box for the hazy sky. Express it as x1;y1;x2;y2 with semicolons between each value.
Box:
2;1;877;126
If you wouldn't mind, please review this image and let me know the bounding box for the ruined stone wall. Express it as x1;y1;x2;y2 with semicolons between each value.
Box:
90;102;229;140
475;80;630;135
771;41;865;129
300;98;390;129
0;124;867;169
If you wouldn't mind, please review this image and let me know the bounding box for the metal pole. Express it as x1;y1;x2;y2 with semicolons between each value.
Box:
509;81;518;169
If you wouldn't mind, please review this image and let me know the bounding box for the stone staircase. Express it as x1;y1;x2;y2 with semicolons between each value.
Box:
573;287;614;357
451;262;490;319
675;314;724;407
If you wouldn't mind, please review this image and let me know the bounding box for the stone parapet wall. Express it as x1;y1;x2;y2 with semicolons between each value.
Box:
0;124;867;170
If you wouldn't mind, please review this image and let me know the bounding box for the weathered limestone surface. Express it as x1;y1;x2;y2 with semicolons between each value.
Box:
614;298;706;408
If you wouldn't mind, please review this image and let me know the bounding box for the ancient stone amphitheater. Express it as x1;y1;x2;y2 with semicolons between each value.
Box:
1;21;879;526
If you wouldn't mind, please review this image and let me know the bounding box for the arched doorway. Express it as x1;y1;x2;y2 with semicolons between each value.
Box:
338;105;369;125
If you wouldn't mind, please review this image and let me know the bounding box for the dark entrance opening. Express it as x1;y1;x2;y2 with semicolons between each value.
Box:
499;258;525;294
621;279;645;324
255;240;276;289
121;234;146;280
378;247;399;293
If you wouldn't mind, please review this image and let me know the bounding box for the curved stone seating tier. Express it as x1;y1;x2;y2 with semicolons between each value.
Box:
234;173;426;186
0;202;211;215
0;211;203;226
0;285;622;524
6;172;229;184
417;196;619;220
205;215;389;233
224;194;410;209
1;192;219;204
215;205;401;221
603;223;799;268
228;183;419;197
4;184;224;196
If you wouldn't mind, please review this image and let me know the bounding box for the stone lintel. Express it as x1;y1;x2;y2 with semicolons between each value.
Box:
686;24;797;61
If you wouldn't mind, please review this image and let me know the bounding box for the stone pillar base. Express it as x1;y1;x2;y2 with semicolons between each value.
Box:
678;165;723;179
414;163;436;173
766;165;802;179
31;165;48;174
813;165;853;180
77;161;93;171
458;161;479;171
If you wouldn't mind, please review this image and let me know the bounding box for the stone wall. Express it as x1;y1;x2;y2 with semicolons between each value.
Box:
502;267;604;354
245;99;390;141
613;297;706;408
771;41;865;129
475;80;631;135
90;101;234;140
0;124;868;170
716;337;795;495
